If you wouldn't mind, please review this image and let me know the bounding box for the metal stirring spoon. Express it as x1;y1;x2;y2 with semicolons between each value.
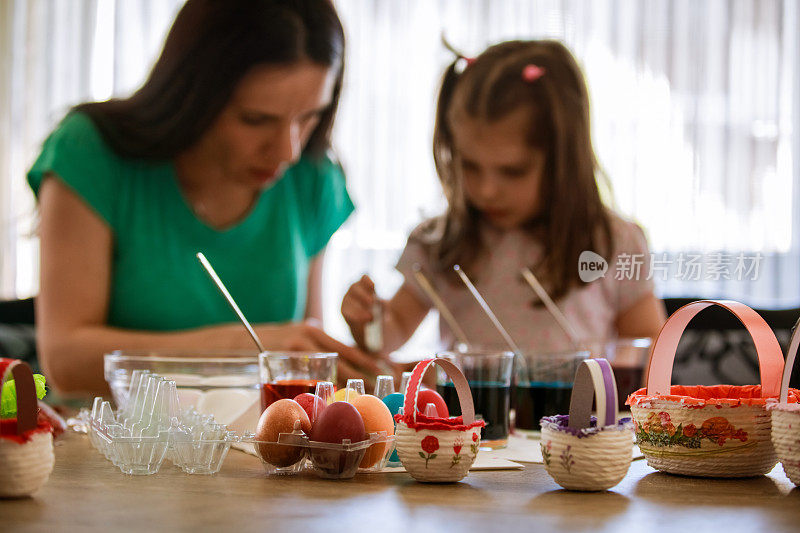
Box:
196;252;265;352
412;263;471;347
453;264;522;356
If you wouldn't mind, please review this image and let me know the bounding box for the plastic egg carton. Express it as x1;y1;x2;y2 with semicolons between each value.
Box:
87;371;396;479
88;370;237;475
252;428;395;479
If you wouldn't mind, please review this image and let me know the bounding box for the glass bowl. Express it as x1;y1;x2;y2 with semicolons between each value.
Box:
104;350;261;428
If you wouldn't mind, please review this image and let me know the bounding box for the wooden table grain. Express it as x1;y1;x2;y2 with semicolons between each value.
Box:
3;431;800;532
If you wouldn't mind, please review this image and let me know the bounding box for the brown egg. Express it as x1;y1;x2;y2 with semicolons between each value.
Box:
255;399;311;468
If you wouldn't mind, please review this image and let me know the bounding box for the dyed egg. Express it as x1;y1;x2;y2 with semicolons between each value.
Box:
381;392;404;464
310;401;368;476
254;399;311;467
382;393;404;417
351;394;394;468
416;389;449;417
293;392;326;422
333;387;361;403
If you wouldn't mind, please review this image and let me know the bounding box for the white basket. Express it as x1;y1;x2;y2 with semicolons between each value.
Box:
395;358;484;483
766;316;800;485
628;300;785;477
0;432;55;498
540;358;633;491
0;359;55;498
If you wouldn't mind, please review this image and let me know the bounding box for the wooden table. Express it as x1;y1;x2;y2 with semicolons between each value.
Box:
3;431;800;532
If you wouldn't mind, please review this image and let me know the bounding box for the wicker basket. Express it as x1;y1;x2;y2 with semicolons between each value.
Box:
767;317;800;485
395;358;485;482
541;358;633;491
0;358;55;498
627;300;793;478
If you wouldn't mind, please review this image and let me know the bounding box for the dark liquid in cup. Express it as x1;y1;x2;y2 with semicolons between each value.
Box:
611;366;644;410
514;382;573;431
261;379;318;412
438;382;510;442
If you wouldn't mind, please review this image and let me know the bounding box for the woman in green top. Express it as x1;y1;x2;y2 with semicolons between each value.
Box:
27;0;380;394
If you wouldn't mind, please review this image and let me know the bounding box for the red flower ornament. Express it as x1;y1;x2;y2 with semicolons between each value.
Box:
419;435;439;467
421;435;439;454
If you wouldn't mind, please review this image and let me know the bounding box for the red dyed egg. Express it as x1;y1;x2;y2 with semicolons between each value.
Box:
416;389;449;417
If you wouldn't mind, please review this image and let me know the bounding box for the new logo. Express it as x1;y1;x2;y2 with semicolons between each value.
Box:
578;251;608;282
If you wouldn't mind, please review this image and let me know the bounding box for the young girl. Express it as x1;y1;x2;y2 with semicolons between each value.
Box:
342;40;666;355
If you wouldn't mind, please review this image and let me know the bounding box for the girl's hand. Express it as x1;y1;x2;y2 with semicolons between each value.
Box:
341;274;378;338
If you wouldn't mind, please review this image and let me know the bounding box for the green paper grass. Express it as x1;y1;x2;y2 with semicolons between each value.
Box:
1;374;47;419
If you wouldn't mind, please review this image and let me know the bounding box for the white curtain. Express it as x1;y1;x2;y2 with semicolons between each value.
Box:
1;1;798;348
0;0;183;296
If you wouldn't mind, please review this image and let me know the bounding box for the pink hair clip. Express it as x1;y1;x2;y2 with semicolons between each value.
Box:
522;64;546;82
464;56;476;67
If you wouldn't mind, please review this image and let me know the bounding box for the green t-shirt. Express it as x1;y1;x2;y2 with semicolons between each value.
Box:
27;112;354;331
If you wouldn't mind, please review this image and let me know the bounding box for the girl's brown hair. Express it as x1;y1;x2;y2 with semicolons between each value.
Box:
429;40;613;302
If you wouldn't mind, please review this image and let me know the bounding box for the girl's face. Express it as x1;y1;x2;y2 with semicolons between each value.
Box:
192;62;336;190
453;110;546;230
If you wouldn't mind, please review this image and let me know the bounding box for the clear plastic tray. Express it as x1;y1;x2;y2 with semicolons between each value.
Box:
252;428;395;478
86;371;395;479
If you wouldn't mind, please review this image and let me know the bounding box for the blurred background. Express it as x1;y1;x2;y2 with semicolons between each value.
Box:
0;0;798;355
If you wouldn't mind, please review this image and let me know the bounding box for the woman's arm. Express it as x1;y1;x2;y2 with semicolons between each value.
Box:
614;292;667;339
304;251;325;324
36;177;379;395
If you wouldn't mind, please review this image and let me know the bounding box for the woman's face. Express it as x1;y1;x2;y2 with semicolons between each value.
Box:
193;62;336;190
452;109;546;230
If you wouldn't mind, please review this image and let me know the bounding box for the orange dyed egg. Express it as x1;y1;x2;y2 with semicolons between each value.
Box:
351;394;394;468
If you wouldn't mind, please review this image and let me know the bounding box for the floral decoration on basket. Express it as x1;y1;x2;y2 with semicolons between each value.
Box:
540;358;633;491
627;300;800;478
0;358;55;498
394;358;485;482
767;316;800;485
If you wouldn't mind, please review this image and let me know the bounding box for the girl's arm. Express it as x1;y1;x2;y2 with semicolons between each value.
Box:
380;283;431;353
614;292;667;339
342;277;430;353
37;177;379;395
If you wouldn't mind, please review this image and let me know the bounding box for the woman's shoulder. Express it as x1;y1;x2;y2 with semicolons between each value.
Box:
27;111;131;226
45;111;115;154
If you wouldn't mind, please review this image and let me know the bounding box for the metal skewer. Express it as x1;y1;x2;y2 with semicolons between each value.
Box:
453;264;522;355
520;267;581;349
196;252;266;352
412;264;470;347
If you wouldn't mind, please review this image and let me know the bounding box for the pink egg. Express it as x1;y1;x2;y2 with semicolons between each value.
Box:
293;392;326;422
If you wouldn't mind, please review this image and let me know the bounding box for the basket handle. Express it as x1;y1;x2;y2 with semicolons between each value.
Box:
646;300;783;398
403;358;475;424
0;358;38;435
568;358;618;430
779;317;800;403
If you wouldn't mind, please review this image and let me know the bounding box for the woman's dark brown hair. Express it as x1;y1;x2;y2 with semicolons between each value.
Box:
75;0;344;160
430;40;613;302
